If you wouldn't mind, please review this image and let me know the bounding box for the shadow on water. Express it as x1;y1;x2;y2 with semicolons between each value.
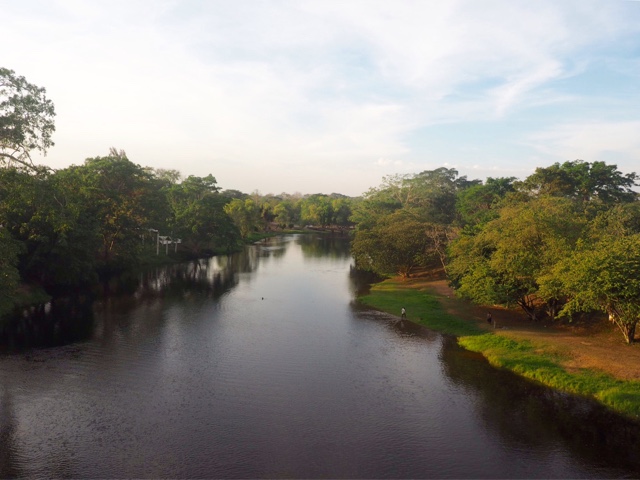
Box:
0;246;264;353
439;335;640;475
350;299;640;476
0;296;95;353
297;233;352;259
0;387;18;479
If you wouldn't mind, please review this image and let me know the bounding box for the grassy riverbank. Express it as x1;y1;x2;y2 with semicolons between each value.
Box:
359;277;640;420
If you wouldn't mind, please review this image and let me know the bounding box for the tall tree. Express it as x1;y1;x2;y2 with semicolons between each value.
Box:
0;165;100;289
521;160;638;204
448;196;586;320
79;151;153;268
0;68;56;167
224;198;260;238
351;210;433;277
557;234;640;344
167;174;240;254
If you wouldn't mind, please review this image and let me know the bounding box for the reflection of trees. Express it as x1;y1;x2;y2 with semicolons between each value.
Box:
2;236;351;353
348;265;382;297
0;296;95;352
297;234;351;259
0;387;20;478
439;336;640;473
1;246;264;352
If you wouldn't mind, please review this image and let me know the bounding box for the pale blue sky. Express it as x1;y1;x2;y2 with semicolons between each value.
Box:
2;0;639;196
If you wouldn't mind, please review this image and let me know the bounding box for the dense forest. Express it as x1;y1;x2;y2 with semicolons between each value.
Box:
351;163;640;343
2;67;640;344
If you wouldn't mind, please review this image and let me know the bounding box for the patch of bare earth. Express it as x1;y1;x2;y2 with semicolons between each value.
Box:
402;274;640;382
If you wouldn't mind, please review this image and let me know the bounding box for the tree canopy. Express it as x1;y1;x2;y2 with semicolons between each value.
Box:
0;68;56;167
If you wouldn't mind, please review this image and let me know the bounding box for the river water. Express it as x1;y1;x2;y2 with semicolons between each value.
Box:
1;234;639;478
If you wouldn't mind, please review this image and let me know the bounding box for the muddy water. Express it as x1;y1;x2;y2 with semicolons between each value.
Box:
0;234;639;478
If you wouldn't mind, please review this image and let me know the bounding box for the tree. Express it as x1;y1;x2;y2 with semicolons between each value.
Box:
167;174;240;254
351;167;478;278
521;160;638;204
300;194;334;227
455;177;516;228
448;196;586;320
224;198;260;238
351;210;433;277
0;68;56;167
557;234;640;344
273;199;300;228
79;152;154;268
0;227;20;316
0;165;100;289
331;197;353;227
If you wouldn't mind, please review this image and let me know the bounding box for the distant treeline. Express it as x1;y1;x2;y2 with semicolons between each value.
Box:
0;148;359;316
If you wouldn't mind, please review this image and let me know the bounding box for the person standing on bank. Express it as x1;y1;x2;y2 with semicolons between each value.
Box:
401;307;406;319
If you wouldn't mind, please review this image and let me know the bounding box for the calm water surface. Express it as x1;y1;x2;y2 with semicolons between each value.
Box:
1;234;639;478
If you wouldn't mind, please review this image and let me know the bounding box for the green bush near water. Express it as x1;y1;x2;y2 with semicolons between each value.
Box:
359;279;640;419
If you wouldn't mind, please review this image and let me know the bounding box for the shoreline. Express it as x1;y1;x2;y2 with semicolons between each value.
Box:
358;274;640;420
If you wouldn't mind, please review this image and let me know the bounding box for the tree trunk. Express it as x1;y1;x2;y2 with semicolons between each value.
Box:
517;297;538;321
609;312;637;344
621;322;636;345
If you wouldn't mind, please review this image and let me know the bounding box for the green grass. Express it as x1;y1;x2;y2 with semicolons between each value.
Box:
359;277;640;419
359;280;483;337
459;334;640;418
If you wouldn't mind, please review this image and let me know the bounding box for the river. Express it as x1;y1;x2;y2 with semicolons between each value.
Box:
0;234;639;478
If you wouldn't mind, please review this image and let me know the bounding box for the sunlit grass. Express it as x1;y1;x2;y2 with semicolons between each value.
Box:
459;334;640;418
358;278;483;337
358;277;640;419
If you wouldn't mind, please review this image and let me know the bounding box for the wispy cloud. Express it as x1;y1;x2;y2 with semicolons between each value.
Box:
528;121;640;162
2;0;639;194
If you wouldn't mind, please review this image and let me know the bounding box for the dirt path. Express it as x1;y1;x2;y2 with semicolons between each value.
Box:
404;276;640;382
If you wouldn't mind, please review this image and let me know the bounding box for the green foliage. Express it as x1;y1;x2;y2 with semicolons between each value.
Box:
79;153;153;269
520;160;638;204
224;198;260;238
300;194;334;227
351;167;474;277
0;166;100;288
168;176;240;254
0;228;20;316
0;67;56;167
449;196;587;319
455;177;516;228
556;234;640;344
352;210;445;276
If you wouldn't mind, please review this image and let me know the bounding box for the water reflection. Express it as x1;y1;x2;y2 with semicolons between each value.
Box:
1;234;640;478
439;336;640;476
0;388;18;478
297;233;352;259
0;296;95;352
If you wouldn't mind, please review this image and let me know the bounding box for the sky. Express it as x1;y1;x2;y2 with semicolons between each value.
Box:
2;0;640;197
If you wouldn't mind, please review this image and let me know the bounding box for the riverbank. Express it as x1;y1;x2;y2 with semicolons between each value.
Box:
358;273;640;420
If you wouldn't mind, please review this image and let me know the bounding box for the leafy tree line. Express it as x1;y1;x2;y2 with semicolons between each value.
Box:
0;152;357;316
351;162;640;344
0;67;357;318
